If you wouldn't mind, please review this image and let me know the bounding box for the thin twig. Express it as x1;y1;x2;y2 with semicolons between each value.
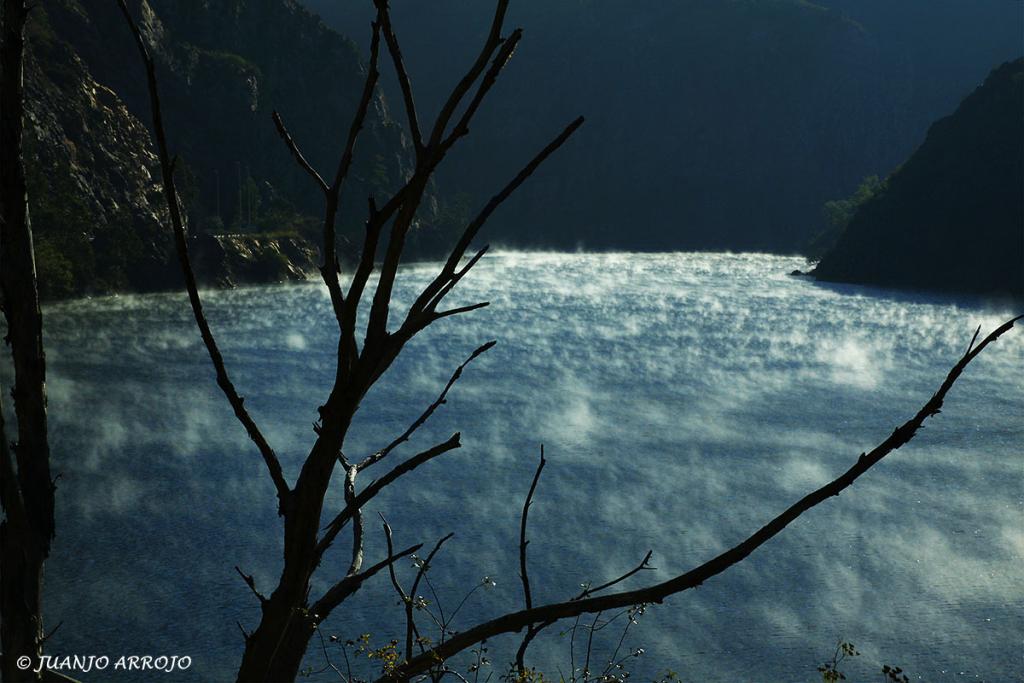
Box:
423;572;450;636
381;520;443;656
380;518;402;601
575;552;654;600
373;0;423;154
423;246;490;315
519;448;545;611
271;111;329;194
317;434;462;559
582;610;601;680
116;0;291;514
518;532;652;667
427;0;511;148
330;11;384;194
406;533;455;660
321;11;384;334
441;30;523;151
603;612;637;678
433;302;491;322
312;537;422;617
409;117;584;322
514;447;546;674
314;625;347;682
359;342;495;471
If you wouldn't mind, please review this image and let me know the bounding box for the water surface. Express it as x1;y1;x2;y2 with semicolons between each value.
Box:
18;252;1023;682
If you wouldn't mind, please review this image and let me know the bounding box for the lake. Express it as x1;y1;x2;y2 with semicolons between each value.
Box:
16;252;1023;682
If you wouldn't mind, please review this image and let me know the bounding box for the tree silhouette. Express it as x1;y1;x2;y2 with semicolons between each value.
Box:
0;1;58;680
108;1;1023;681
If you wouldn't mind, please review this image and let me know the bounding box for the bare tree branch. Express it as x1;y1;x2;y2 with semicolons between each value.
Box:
514;448;546;674
449;116;583;268
518;448;545;612
341;198;384;367
364;19;578;353
432;302;491;322
410;116;585;321
271;111;329;195
373;0;423;155
312;540;422;619
582;610;601;678
363;178;429;349
384;317;1022;679
380;516;410;608
517;550;654;673
349;29;526;345
344;466;364;577
358;341;495;472
379;515;436;663
575;551;655;601
427;0;511;148
329;13;384;195
441;30;523;152
317;434;463;559
116;0;291;514
235;566;268;605
322;12;384;335
422;246;490;316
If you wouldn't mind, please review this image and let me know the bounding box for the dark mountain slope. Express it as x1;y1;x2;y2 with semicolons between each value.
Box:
19;0;445;298
46;0;420;232
813;60;1024;298
304;0;1022;253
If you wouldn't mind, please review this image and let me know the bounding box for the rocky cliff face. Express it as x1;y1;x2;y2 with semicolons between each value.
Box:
22;8;177;298
190;233;317;287
813;60;1023;298
20;0;445;299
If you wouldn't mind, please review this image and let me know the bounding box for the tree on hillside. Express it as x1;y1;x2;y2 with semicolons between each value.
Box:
0;1;57;681
113;0;1018;681
806;175;884;259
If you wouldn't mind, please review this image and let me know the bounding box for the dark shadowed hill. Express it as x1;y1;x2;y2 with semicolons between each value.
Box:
304;0;1023;254
813;59;1024;299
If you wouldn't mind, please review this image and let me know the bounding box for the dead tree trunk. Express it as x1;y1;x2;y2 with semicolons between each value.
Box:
118;1;580;681
0;1;56;680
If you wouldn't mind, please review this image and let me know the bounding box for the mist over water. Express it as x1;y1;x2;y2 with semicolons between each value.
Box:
15;252;1022;682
